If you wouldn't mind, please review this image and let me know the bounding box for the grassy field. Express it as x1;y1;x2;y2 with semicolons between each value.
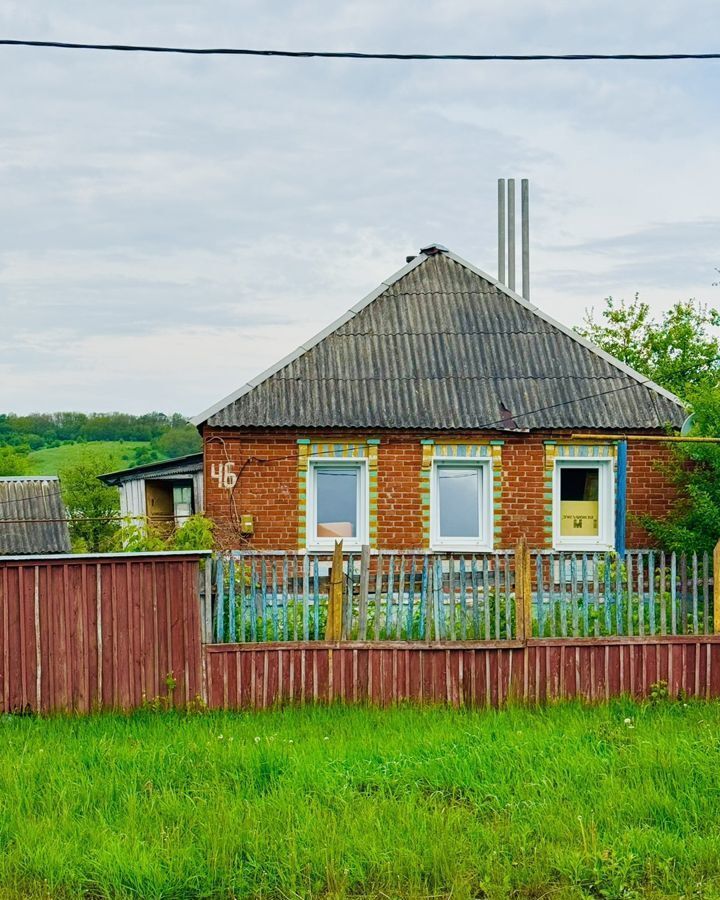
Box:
26;441;149;475
0;701;719;899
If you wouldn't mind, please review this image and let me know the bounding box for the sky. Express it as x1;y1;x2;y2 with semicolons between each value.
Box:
1;1;719;416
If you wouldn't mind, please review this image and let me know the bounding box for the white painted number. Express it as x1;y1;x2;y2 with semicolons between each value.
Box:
211;462;237;489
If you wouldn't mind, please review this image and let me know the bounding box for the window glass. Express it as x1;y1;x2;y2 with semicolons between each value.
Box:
315;466;358;538
438;466;481;538
560;466;600;537
172;484;193;522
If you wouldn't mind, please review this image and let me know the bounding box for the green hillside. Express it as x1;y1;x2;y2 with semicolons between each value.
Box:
26;441;150;476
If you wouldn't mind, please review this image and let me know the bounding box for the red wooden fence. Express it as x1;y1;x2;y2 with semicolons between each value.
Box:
3;553;720;714
204;637;720;708
0;553;205;713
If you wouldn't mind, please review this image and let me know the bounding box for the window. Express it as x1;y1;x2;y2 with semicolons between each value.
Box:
307;460;368;549
553;459;614;549
172;484;193;525
431;460;492;550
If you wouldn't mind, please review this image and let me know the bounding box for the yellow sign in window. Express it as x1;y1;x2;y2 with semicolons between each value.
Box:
560;500;599;537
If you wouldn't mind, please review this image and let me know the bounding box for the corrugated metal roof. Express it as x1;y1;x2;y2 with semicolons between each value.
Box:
99;453;202;486
200;249;686;431
0;477;71;555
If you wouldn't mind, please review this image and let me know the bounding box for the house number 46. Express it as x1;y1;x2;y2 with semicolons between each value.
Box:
210;462;237;489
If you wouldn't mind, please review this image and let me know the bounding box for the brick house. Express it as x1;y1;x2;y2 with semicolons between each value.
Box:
193;245;685;553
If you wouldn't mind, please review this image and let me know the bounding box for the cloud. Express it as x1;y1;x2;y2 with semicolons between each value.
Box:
1;0;719;412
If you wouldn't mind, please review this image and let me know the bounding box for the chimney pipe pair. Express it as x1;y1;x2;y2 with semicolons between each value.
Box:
497;178;529;301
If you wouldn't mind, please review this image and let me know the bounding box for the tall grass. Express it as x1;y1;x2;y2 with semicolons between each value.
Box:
1;701;720;898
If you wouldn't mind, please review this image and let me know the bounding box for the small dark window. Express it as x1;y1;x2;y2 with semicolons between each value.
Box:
560;467;599;502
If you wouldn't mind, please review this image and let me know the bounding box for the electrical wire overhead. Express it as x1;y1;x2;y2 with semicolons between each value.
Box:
0;39;718;62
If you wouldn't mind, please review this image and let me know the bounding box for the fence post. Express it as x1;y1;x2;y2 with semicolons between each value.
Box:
714;539;720;635
515;536;532;642
326;540;344;641
357;545;370;640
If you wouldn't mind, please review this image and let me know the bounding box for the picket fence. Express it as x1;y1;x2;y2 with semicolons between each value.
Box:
210;544;719;644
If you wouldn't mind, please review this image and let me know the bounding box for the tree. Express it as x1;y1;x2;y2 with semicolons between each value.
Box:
59;448;120;552
151;425;202;459
577;296;720;400
0;447;31;476
640;384;720;555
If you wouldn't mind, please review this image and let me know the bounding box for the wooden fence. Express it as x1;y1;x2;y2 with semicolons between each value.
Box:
0;552;206;714
211;542;720;644
2;547;720;714
205;637;720;708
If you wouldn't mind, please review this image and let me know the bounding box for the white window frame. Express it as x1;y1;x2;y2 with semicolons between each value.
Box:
552;458;615;551
306;458;369;551
430;458;493;552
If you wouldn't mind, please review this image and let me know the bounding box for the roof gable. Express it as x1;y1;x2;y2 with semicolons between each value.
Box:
194;248;685;432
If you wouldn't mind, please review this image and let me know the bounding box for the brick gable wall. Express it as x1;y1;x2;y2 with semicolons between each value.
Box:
203;427;678;551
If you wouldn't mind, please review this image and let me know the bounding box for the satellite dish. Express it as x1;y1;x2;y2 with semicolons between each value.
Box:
680;414;695;436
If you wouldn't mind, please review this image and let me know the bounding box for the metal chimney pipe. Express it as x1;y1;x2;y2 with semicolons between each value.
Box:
507;178;516;292
497;178;506;284
521;178;529;301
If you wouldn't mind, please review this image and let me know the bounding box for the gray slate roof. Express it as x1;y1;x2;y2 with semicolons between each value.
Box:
196;247;685;432
99;453;202;486
0;477;71;555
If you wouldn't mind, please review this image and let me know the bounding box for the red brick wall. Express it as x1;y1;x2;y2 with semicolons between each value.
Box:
203;427;679;551
625;442;677;547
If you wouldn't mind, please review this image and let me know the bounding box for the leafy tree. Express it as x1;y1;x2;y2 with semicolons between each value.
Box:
578;296;720;399
59;448;120;552
0;446;31;476
151;425;201;459
640;384;720;555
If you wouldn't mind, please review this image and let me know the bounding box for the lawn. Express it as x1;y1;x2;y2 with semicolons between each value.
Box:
26;441;149;475
1;701;719;899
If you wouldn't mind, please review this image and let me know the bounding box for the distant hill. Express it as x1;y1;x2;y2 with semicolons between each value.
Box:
26;441;151;476
0;411;202;477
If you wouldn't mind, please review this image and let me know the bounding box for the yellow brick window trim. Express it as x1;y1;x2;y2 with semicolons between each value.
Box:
297;437;380;550
420;439;503;549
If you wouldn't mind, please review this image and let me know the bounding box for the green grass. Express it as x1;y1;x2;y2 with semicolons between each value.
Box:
26;441;149;476
1;701;719;899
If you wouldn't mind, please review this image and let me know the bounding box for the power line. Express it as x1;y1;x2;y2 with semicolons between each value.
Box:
0;39;719;62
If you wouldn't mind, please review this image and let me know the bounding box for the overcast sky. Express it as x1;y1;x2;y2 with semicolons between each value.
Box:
1;1;719;416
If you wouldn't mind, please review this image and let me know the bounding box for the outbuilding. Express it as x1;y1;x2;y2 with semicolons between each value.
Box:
99;453;203;533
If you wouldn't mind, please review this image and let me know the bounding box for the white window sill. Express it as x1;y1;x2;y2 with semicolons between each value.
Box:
305;543;366;554
552;542;615;553
430;543;494;554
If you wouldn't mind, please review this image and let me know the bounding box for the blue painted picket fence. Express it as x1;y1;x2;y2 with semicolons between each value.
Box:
211;550;516;643
210;548;714;643
533;549;713;638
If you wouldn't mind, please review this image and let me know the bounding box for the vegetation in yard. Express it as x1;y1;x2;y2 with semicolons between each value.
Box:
1;701;720;898
578;295;720;554
639;384;720;555
59;448;121;552
115;514;215;552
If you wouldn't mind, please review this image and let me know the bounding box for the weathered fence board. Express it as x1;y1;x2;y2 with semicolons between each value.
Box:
204;637;720;709
0;553;206;714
